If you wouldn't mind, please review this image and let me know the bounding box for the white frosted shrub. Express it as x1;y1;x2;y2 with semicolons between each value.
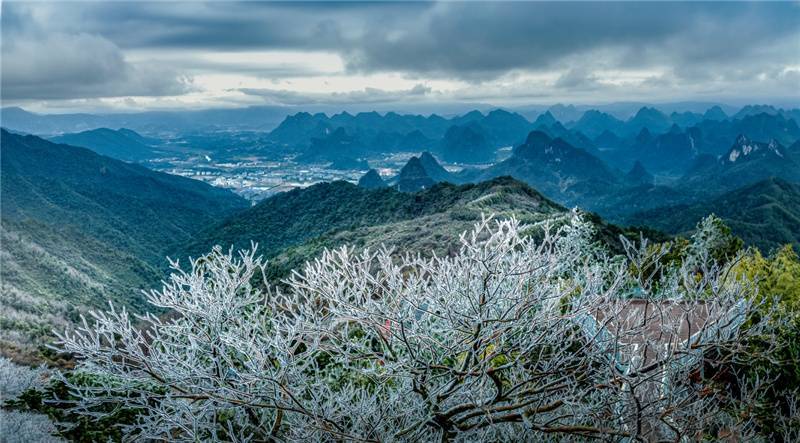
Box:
0;410;63;443
0;357;50;400
56;214;775;442
0;358;62;442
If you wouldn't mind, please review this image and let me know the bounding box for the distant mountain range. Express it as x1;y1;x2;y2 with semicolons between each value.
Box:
267;109;530;163
628;177;800;253
5;104;800;270
393;156;437;192
6;104;799;179
357;152;455;193
270;105;800;173
582;112;800;174
0;129;248;359
1;105;290;135
440;123;494;163
473;130;617;202
364;126;800;242
357;169;387;189
569;110;626;139
625;161;654;186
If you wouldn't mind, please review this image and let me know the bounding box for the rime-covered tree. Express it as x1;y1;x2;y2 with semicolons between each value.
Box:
56;214;783;441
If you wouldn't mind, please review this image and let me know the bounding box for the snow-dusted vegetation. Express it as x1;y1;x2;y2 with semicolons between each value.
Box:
53;214;790;441
0;357;63;443
0;410;63;443
0;357;50;399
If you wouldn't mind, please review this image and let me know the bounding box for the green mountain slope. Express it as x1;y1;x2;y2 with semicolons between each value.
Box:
0;130;248;360
181;176;554;259
180;176;660;282
627;177;800;253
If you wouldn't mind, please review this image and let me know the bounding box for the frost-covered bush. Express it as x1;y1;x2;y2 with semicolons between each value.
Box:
0;410;63;443
56;214;777;441
0;357;50;400
0;357;63;442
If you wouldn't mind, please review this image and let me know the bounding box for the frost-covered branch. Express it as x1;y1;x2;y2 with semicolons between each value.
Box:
55;214;778;441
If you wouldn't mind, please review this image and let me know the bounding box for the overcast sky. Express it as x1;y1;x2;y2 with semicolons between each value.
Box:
2;1;799;113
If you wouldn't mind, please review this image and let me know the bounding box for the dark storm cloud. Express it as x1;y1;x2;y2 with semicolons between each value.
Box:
17;1;792;76
1;32;194;100
345;2;799;79
1;1;798;104
4;2;429;51
0;1;195;100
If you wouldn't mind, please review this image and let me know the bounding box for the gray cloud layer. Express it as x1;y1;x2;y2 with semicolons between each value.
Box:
239;84;432;106
1;3;193;100
2;1;798;107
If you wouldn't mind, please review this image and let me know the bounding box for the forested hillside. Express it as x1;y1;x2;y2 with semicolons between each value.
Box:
181;177;563;261
180;176;660;281
0;130;248;361
627;177;800;253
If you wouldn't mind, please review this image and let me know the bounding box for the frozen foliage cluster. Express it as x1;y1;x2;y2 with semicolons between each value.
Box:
0;410;64;443
57;214;782;441
0;357;50;399
0;357;63;443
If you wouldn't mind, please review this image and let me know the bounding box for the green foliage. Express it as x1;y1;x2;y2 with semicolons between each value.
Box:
730;245;800;439
621;216;743;294
735;245;800;313
581;211;671;255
